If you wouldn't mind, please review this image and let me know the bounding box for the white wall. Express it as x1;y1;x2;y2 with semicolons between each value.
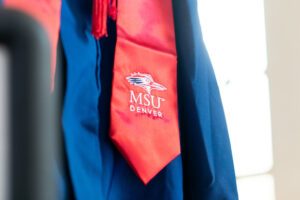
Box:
265;0;300;199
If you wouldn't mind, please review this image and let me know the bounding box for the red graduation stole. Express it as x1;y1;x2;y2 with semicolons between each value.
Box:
4;0;61;90
93;0;181;184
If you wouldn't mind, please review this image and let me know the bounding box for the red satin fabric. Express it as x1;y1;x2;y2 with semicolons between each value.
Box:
4;0;61;90
110;0;181;184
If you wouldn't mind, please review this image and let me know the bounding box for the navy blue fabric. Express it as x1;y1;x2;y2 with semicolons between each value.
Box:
173;0;238;199
60;0;238;199
60;0;105;199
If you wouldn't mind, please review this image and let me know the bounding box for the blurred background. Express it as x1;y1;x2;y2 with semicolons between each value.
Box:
0;45;9;200
198;0;300;199
1;0;300;199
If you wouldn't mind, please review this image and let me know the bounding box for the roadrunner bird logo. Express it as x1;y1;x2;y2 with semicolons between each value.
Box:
126;72;167;94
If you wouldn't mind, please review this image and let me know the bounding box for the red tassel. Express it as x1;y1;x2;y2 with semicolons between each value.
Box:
92;0;117;39
92;0;108;39
109;0;117;20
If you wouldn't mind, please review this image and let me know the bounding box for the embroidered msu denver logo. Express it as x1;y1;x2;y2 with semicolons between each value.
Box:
126;72;166;118
126;72;167;94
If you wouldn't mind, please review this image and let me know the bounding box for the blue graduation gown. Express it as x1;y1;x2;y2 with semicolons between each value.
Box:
0;0;238;198
173;1;238;199
60;0;238;199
